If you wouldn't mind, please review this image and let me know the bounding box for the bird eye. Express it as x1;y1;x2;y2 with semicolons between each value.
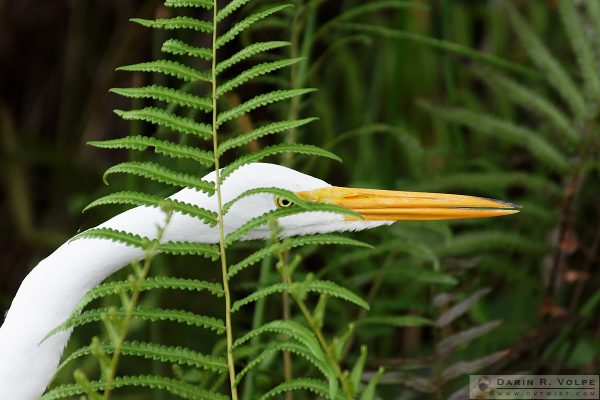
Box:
274;196;294;208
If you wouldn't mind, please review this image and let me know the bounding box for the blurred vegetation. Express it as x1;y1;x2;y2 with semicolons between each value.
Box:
1;0;599;399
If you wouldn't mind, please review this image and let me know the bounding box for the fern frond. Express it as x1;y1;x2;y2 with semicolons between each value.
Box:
216;5;293;49
415;171;561;198
359;315;434;328
216;41;290;74
479;71;580;143
217;118;317;155
75;277;223;313
222;187;310;215
84;191;217;225
161;39;212;60
216;58;302;97
235;342;333;385
83;192;217;227
504;3;587;118
420;103;570;172
231;280;369;312
55;341;227;378
350;346;367;391
118;60;210;83
103;161;215;193
216;0;252;22
220;144;341;180
259;378;335;400
160;241;220;259
435;231;547;257
344;23;538;79
233;320;322;356
89;136;213;165
47;307;225;340
164;0;213;9
216;89;316;128
558;0;600;100
131;17;212;32
41;375;229;400
111;85;212;111
228;235;372;279
72;228;151;249
360;368;385;400
225;203;360;246
317;0;427;39
115;108;212;138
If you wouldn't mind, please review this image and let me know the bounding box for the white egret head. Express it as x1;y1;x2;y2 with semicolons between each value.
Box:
170;163;519;240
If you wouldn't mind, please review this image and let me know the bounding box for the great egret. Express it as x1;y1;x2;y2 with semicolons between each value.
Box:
0;162;518;399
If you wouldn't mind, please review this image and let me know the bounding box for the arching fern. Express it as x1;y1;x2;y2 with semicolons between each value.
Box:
42;1;382;399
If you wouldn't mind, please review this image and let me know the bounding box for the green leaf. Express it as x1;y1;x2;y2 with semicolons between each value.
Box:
131;17;212;32
161;39;212;59
216;41;290;75
55;341;226;379
360;367;385;400
344;23;539;79
413;171;561;198
111;85;212;111
216;5;293;49
558;0;600;100
114;108;212;138
233;320;322;357
45;307;225;343
259;378;334;400
420;102;570;172
478;70;580;143
88;136;213;165
216;58;302;97
74;277;223;313
218;118;317;155
216;89;316;128
317;0;427;39
359;316;434;327
350;345;368;392
235;342;334;385
164;0;212;9
231;280;369;312
228;235;371;279
102;161;215;193
216;0;252;22
83;191;217;225
41;375;229;400
72;228;151;249
117;60;210;83
160;241;220;259
505;2;587;118
434;231;547;257
220;143;341;180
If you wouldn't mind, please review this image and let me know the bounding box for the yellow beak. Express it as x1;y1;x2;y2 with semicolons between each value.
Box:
296;187;520;221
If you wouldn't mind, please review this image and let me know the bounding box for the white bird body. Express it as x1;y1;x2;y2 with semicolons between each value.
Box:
0;163;517;399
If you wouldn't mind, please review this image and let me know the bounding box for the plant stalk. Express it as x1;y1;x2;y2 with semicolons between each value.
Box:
210;3;239;399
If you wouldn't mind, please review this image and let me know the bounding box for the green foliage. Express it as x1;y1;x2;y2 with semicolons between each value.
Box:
35;1;599;399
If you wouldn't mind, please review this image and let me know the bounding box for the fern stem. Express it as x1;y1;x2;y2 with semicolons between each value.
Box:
210;2;239;399
294;295;354;399
276;253;354;399
101;211;173;399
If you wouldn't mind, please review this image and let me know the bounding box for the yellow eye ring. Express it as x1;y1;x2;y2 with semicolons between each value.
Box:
274;196;294;208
